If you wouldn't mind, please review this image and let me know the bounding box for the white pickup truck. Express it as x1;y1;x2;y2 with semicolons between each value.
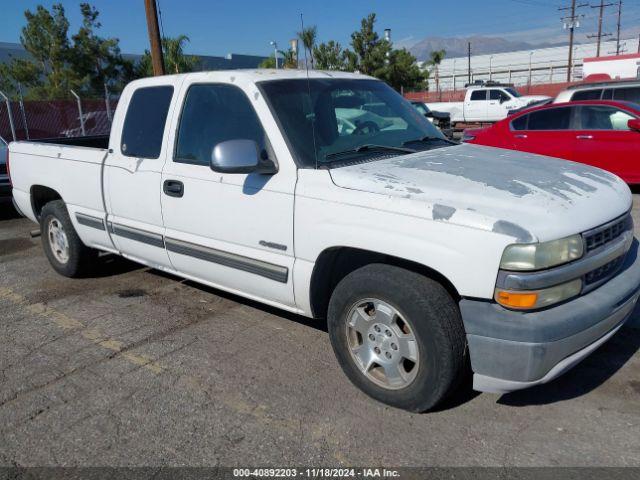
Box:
8;70;640;412
427;85;550;125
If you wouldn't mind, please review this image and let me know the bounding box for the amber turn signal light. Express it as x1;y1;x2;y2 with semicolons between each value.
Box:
495;290;538;309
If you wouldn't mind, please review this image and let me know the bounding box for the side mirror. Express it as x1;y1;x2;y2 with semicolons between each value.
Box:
628;119;640;132
210;139;277;174
500;97;508;104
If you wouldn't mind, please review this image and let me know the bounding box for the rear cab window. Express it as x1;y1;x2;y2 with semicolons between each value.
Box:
121;86;174;158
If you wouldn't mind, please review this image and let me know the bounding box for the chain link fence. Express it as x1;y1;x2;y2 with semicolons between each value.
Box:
0;92;118;143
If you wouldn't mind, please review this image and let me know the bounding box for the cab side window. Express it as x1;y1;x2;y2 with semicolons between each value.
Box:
121;86;174;158
527;107;572;130
489;90;510;102
175;84;269;166
470;90;487;101
613;87;640;104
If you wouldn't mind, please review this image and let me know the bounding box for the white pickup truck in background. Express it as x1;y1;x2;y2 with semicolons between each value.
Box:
8;70;640;412
427;83;550;125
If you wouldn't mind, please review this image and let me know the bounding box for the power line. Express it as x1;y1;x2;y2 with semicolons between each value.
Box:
559;0;589;81
615;0;624;54
587;1;613;56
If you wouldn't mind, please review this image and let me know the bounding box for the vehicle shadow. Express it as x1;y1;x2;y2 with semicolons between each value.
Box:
148;269;329;333
0;202;21;221
497;320;640;407
83;253;145;278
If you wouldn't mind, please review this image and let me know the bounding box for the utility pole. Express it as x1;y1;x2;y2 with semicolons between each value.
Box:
467;42;471;85
588;1;613;57
560;0;588;82
143;0;165;76
615;0;623;55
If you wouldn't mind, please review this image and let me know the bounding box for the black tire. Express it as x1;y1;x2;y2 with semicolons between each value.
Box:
40;200;98;277
327;264;467;412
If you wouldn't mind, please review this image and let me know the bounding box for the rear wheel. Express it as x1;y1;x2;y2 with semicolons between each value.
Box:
327;264;467;412
40;200;97;277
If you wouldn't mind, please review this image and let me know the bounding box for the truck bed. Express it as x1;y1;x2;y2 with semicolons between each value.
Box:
9;135;110;224
33;135;109;149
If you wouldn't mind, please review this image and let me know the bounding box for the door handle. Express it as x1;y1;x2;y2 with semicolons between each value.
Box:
576;135;594;140
163;180;184;198
514;134;528;139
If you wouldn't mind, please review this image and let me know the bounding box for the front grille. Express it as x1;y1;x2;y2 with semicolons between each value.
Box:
584;214;631;253
585;256;625;286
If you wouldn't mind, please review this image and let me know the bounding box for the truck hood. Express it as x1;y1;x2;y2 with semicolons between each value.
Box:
520;95;551;103
328;144;631;243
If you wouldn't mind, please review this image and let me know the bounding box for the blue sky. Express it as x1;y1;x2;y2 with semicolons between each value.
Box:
1;0;639;56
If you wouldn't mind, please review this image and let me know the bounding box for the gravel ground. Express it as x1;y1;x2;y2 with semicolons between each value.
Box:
0;201;639;468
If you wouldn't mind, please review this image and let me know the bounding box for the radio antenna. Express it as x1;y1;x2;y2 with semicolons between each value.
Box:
300;13;319;169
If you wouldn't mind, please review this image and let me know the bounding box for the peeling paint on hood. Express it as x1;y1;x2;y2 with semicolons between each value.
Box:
328;143;631;243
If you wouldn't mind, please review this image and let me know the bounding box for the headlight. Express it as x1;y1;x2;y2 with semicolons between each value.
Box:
495;278;582;310
500;234;584;271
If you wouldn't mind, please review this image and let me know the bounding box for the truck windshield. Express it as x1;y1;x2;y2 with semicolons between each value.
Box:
504;88;521;98
259;78;448;168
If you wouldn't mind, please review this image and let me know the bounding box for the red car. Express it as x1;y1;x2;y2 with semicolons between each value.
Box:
464;100;640;183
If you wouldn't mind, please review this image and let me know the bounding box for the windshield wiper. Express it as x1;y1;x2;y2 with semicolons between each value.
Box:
402;135;452;146
325;144;416;161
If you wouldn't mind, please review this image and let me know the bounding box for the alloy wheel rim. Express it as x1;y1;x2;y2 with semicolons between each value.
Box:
345;298;420;390
48;218;69;264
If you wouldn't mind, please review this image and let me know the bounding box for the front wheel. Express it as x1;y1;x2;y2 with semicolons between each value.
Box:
40;200;97;277
327;264;467;412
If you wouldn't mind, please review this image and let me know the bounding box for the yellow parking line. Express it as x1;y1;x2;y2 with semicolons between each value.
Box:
0;286;163;374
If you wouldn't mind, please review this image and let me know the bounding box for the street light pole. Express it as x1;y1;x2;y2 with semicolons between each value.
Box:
270;41;279;69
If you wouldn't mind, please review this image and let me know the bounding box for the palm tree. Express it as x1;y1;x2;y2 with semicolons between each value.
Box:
279;49;298;69
297;25;317;69
163;35;198;74
429;49;446;99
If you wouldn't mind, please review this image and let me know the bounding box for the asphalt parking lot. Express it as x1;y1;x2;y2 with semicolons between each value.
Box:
1;200;640;468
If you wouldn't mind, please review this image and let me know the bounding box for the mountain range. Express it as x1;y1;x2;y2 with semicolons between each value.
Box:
408;36;565;61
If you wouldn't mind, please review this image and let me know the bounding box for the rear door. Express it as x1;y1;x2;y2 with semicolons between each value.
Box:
160;79;297;308
574;104;639;181
464;90;488;122
509;106;576;160
104;80;179;269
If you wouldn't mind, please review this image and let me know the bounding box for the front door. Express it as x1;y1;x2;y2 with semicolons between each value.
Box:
160;81;297;307
104;81;178;269
509;105;576;160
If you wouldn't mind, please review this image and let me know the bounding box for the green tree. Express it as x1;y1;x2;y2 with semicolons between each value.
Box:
379;48;429;92
348;13;390;76
135;35;199;77
1;3;132;99
70;3;133;96
279;49;298;69
258;55;276;69
258;49;297;69
297;25;317;68
428;49;446;96
313;41;349;70
14;3;79;98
